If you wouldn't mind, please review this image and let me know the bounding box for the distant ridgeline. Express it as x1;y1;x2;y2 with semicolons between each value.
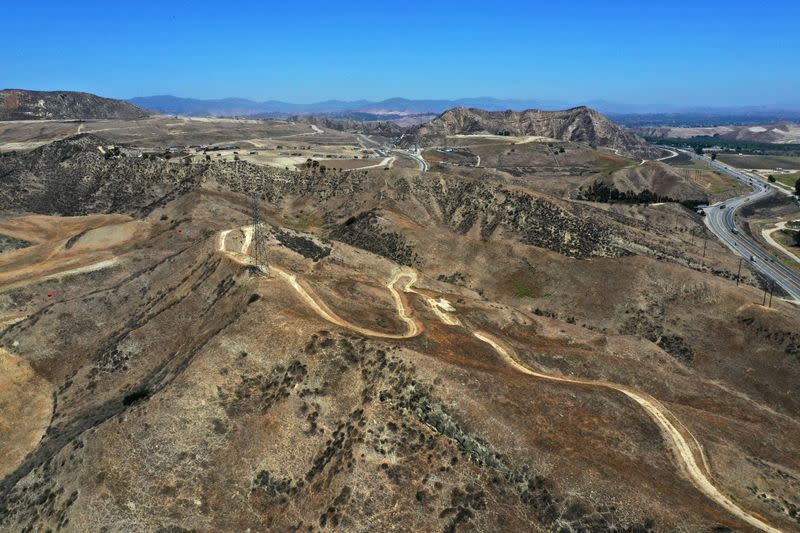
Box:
0;89;149;121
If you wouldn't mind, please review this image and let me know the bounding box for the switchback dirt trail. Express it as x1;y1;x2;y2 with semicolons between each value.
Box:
471;332;781;533
217;226;782;533
218;227;420;339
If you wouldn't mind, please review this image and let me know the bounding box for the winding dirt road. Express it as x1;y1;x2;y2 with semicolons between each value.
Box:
218;227;420;338
217;225;782;533
471;332;780;533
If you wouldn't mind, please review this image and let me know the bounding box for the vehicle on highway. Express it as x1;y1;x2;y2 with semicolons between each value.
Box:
750;255;756;262
719;204;726;209
731;227;739;234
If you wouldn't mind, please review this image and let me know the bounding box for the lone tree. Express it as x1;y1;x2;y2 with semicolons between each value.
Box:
694;146;704;155
710;152;717;161
768;175;776;183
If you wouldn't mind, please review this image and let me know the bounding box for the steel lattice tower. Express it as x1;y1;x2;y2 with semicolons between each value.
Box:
250;194;269;274
237;159;267;274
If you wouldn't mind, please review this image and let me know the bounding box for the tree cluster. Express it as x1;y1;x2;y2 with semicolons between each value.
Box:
579;181;705;210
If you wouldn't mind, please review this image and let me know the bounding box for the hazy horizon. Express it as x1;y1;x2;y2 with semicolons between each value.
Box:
4;0;799;109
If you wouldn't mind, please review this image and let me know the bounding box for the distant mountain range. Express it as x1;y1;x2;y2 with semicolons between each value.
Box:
126;95;572;117
5;88;799;133
128;95;800;119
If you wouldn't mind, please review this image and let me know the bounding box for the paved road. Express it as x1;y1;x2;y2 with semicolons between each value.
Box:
680;149;800;301
393;147;428;172
656;147;679;161
357;134;428;172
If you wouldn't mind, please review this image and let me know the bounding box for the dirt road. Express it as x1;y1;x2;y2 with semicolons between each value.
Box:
471;331;781;533
762;221;800;265
218;226;420;339
217;225;782;533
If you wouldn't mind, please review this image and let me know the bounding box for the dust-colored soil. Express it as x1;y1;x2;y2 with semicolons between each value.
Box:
1;129;799;532
0;215;149;289
218;223;784;533
0;348;52;480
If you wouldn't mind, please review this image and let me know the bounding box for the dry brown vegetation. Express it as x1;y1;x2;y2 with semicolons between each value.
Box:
0;124;798;532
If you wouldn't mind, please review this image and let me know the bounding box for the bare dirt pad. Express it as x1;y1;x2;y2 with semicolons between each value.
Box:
0;348;52;479
0;215;147;289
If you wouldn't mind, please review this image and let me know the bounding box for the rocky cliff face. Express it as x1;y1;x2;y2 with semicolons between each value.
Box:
0;90;150;121
411;106;660;159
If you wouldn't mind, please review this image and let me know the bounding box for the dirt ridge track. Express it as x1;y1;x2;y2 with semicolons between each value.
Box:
217;225;783;533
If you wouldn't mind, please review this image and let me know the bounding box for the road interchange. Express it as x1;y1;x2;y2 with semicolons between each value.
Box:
680;150;800;301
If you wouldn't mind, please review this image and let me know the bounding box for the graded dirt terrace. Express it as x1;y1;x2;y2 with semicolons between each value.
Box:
0;215;149;290
0;116;399;175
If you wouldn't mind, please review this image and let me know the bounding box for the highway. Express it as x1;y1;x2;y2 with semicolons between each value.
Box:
393;147;428;172
358;133;428;172
681;149;800;301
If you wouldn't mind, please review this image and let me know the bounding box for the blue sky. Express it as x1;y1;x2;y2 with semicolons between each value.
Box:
3;0;799;107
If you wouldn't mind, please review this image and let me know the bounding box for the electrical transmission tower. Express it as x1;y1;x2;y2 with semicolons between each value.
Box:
250;194;269;274
235;159;268;274
234;156;266;274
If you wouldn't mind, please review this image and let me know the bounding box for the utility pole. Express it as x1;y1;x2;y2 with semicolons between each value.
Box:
768;280;774;308
736;257;742;287
702;232;708;258
762;283;768;306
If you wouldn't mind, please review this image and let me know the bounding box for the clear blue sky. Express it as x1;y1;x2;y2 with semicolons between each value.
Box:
3;0;799;107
